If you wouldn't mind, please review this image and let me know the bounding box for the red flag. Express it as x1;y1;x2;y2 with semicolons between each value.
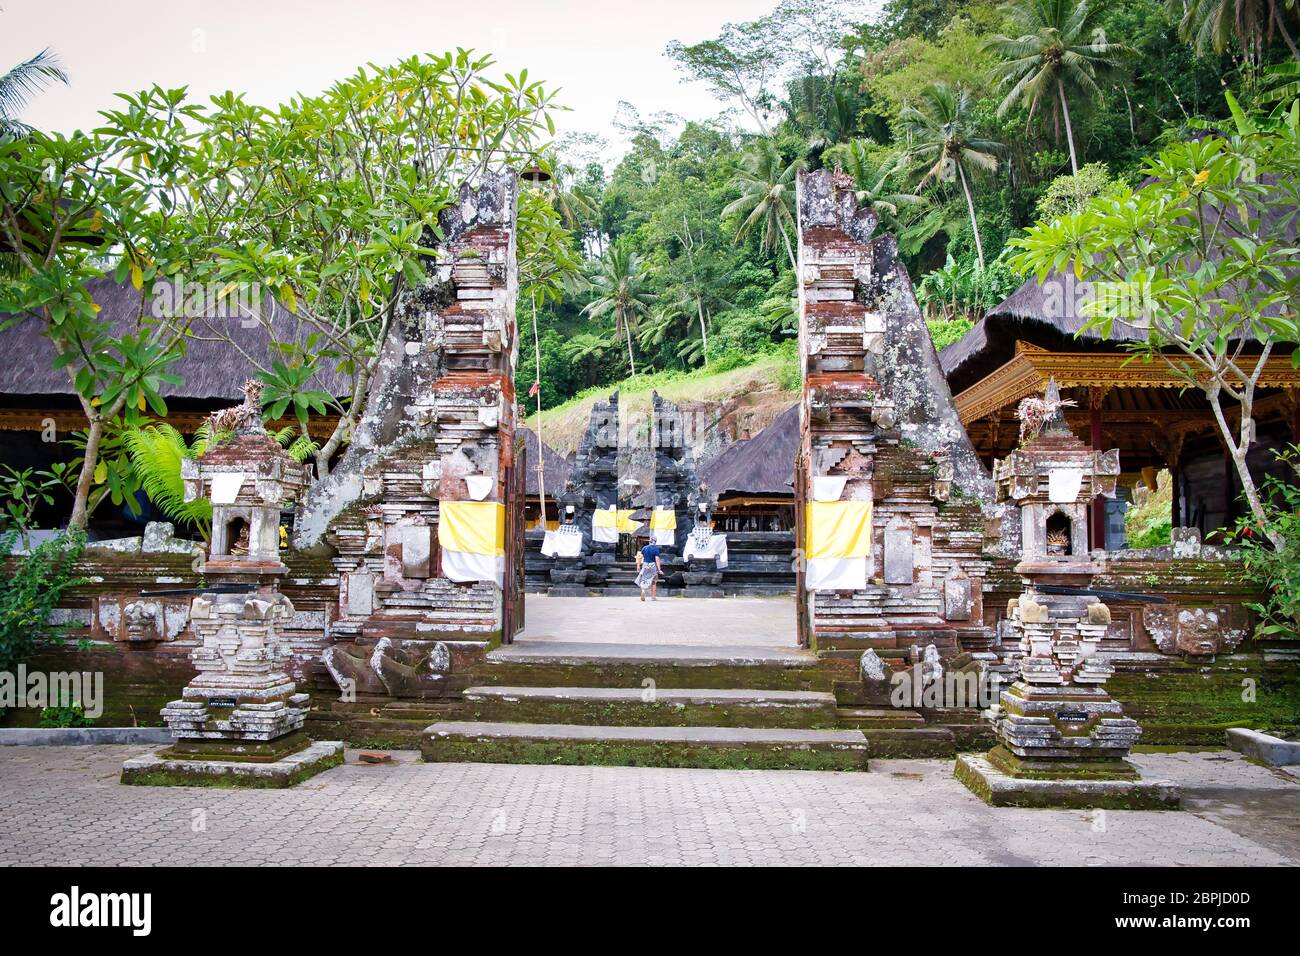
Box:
529;380;540;397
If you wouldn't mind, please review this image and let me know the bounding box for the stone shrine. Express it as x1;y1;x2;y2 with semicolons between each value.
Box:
955;381;1179;808
122;386;343;786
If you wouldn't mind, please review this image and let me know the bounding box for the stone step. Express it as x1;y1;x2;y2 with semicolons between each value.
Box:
421;721;869;771
861;726;957;758
461;685;838;728
836;707;926;729
481;641;825;691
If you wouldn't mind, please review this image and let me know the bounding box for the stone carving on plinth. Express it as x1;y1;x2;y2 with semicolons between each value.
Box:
123;385;343;786
955;380;1178;808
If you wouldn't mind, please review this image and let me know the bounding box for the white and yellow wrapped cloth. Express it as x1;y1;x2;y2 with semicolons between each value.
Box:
591;505;641;543
683;530;729;568
650;507;677;547
804;500;872;591
438;500;505;586
541;524;583;558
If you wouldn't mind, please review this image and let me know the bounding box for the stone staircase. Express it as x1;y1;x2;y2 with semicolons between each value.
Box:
417;640;870;771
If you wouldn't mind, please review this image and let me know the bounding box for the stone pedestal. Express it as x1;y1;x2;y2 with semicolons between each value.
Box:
682;557;724;599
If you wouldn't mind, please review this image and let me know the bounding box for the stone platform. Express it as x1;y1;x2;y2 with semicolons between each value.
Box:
955;752;1181;810
120;739;345;789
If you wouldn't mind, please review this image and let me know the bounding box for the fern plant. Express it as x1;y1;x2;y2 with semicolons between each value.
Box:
122;423;213;537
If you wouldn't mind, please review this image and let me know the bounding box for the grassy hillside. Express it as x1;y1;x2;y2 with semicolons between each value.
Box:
524;349;800;458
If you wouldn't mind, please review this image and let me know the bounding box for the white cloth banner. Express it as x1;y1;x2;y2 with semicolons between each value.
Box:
591;523;618;544
541;526;583;558
209;472;246;504
464;475;494;501
653;528;676;547
1048;468;1084;503
812;475;849;502
806;555;867;591
683;532;729;569
441;549;504;587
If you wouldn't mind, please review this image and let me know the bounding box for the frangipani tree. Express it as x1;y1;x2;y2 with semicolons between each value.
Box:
116;51;561;476
1010;95;1300;549
0;96;204;529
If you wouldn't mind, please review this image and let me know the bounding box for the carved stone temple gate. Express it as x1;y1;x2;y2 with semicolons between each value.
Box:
793;169;1004;656
294;171;527;701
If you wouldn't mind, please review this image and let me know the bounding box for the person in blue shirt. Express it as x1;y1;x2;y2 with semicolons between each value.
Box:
635;538;663;602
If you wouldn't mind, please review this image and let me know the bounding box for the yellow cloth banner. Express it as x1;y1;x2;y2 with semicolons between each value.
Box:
438;500;505;556
805;501;872;560
593;508;641;532
650;508;677;530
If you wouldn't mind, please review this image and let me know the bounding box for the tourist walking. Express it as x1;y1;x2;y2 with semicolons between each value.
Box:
635;537;663;601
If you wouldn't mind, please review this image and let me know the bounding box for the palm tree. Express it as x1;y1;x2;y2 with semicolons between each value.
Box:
821;138;930;233
897;84;1002;268
561;333;614;387
581;242;655;377
1173;0;1300;65
984;0;1135;175
1;49;68;136
722;139;807;270
535;149;599;239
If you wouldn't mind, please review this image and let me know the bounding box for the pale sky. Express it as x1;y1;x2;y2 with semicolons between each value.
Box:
1;0;793;160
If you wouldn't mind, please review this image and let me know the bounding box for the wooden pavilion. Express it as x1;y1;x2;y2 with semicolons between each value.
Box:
941;281;1300;546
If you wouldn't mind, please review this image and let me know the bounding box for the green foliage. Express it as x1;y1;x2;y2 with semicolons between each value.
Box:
0;464;72;538
0;530;86;692
122;423;212;536
0;48;68;136
983;0;1136;173
926;316;975;350
1034;162;1116;221
1126;470;1174;548
1011;94;1300;545
38;702;94;728
1234;447;1300;638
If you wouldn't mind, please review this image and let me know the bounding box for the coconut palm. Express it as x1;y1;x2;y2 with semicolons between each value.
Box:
1;49;68;136
561;333;614;387
581;242;655;377
984;0;1136;174
821;138;930;232
722;138;807;270
897;83;1002;268
1172;0;1300;64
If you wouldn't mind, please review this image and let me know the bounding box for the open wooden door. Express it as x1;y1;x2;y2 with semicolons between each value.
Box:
501;439;526;643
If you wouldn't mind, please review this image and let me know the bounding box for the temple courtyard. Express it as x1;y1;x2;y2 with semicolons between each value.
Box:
1;746;1296;866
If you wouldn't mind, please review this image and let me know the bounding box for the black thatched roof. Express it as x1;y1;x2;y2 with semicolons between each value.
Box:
943;173;1296;395
518;426;572;497
938;307;1149;396
701;403;799;498
0;276;350;401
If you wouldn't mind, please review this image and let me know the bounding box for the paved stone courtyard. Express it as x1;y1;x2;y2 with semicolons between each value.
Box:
1;746;1297;865
518;595;797;648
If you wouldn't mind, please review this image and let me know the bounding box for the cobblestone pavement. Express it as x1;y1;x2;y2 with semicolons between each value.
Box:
0;746;1295;866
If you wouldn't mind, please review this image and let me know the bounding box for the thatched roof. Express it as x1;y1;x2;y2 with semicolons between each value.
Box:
938;308;1148;396
701;402;799;498
943;173;1296;395
0;276;350;402
518;426;572;497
